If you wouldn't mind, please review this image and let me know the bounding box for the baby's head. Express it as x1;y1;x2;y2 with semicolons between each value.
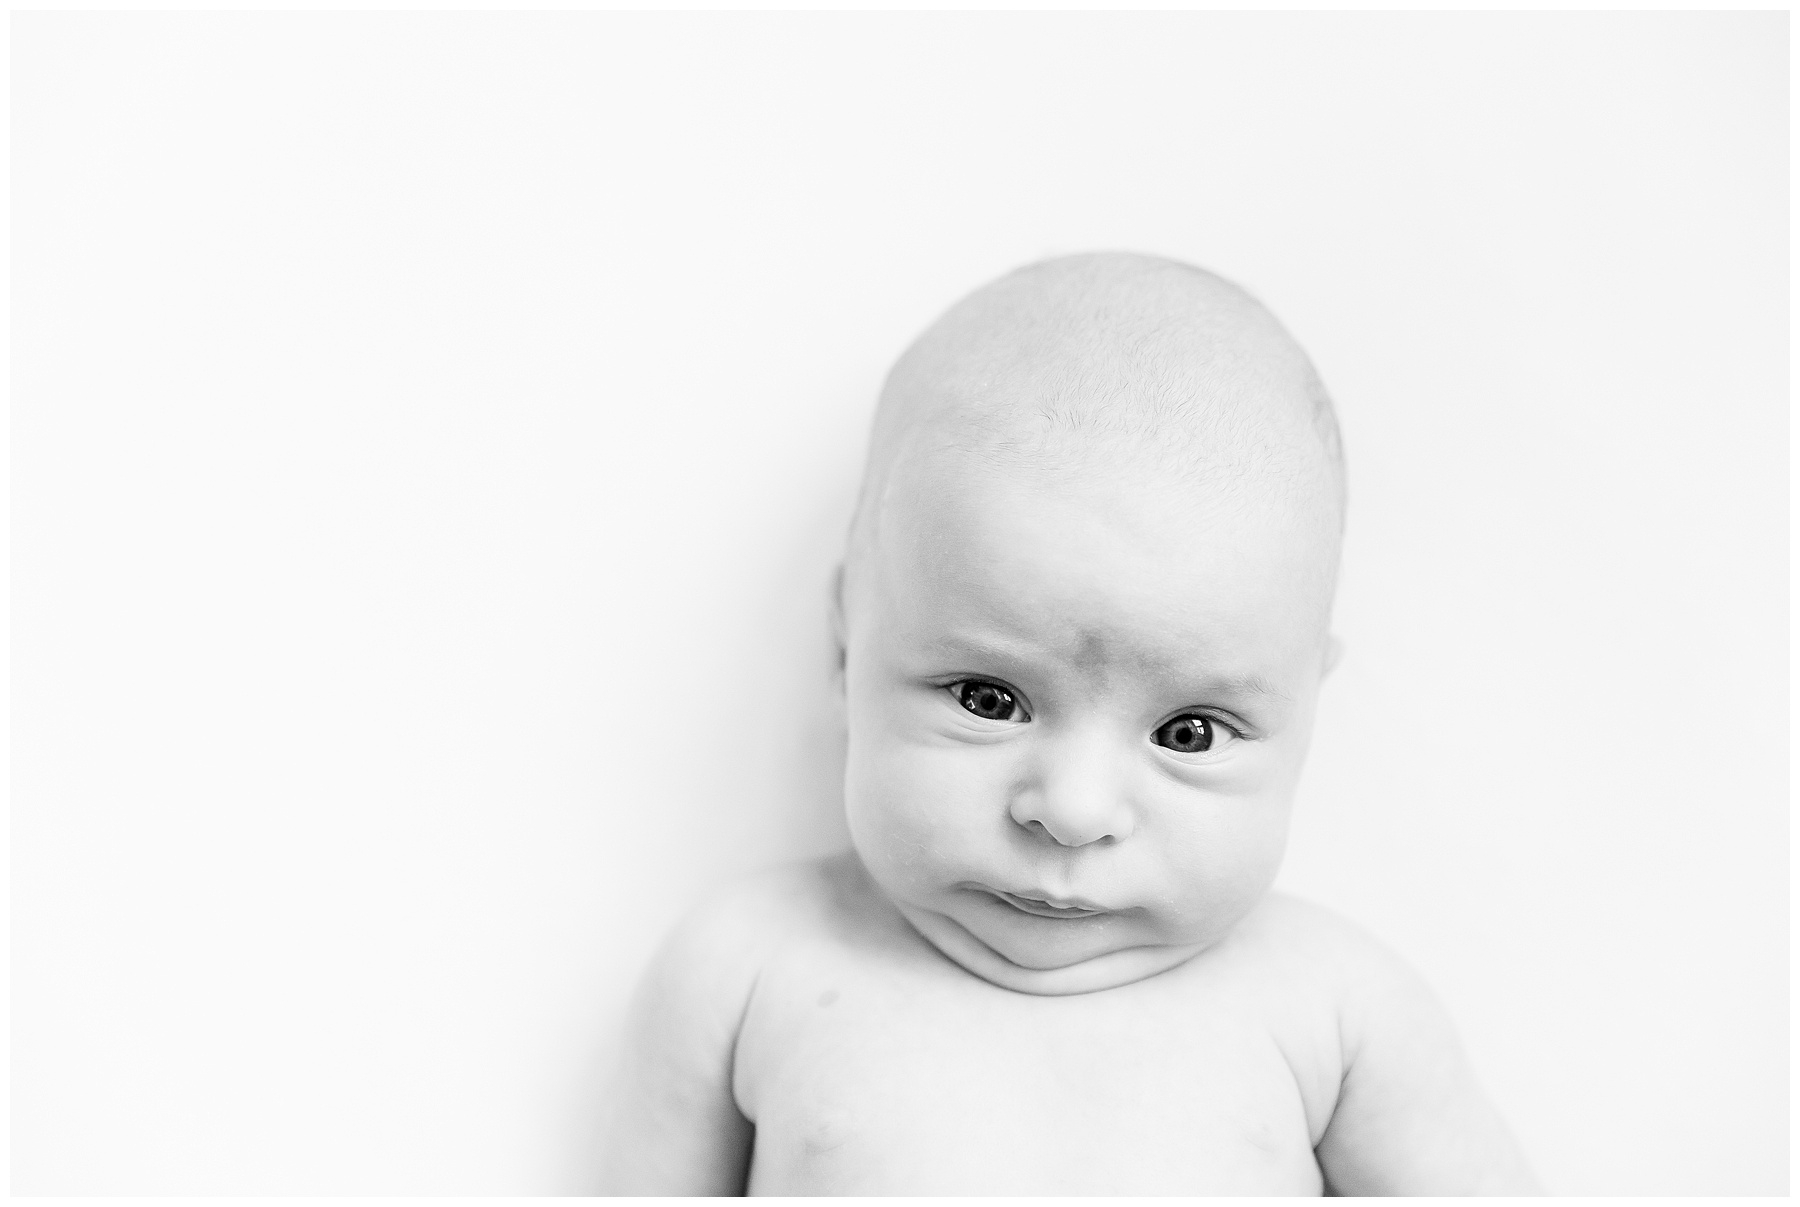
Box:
835;252;1344;995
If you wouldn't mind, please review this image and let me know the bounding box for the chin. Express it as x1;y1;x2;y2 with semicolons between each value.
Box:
953;897;1143;970
895;899;1212;997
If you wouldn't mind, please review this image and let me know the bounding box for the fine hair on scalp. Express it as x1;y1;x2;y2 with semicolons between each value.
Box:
841;251;1347;611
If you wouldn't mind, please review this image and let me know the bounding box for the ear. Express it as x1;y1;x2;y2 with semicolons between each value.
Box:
828;563;848;697
1322;634;1345;678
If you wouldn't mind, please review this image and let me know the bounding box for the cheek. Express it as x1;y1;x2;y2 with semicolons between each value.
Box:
848;741;998;854
843;709;1008;883
1161;729;1312;887
1150;791;1294;924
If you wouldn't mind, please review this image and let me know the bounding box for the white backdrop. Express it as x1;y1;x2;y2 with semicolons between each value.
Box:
12;11;1787;1195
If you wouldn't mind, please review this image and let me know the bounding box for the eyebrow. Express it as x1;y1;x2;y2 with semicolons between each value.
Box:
1204;674;1292;704
920;635;1293;705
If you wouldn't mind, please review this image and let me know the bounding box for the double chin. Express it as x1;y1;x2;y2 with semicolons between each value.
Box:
893;898;1211;996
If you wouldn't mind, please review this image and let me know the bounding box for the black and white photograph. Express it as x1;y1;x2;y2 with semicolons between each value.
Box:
11;9;1788;1197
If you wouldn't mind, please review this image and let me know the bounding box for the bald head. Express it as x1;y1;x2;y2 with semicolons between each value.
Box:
843;252;1345;618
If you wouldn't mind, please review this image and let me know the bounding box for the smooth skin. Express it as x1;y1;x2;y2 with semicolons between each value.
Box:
598;457;1539;1194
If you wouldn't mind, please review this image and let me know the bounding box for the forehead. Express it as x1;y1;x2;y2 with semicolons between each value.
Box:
870;449;1333;682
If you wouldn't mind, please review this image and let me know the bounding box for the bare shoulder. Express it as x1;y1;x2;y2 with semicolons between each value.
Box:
1232;890;1434;1003
650;853;853;996
679;854;845;939
1237;895;1541;1194
621;854;858;1108
1209;892;1425;1142
1233;889;1389;952
596;854;857;1194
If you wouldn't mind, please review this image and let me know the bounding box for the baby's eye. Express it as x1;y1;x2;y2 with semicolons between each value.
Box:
1153;714;1227;754
953;680;1027;722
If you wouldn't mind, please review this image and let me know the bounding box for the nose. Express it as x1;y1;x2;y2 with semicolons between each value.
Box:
1007;731;1137;848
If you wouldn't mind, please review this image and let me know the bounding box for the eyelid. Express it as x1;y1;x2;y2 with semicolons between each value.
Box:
1164;706;1249;733
1153;710;1251;748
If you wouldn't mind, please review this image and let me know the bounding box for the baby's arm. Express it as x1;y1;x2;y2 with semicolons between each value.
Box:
596;884;766;1195
1314;929;1541;1195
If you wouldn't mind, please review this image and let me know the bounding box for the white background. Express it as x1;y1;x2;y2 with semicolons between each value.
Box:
12;12;1787;1195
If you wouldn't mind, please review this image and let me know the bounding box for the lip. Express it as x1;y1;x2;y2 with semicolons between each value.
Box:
987;888;1106;919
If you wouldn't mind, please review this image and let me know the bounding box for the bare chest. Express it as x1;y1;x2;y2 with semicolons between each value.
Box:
736;948;1325;1195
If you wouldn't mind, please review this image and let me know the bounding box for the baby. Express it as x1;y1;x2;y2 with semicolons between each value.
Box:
599;253;1539;1195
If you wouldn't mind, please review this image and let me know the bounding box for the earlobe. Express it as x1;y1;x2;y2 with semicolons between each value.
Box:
1323;635;1344;678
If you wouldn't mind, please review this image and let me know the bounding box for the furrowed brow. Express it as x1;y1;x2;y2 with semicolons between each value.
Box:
1202;673;1292;704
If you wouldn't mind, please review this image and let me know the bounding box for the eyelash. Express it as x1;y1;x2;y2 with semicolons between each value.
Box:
944;679;1246;747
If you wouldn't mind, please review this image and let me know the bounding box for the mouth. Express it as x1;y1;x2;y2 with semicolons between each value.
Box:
986;888;1106;920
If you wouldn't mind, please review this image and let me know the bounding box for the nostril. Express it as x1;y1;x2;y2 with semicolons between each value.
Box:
1009;794;1127;846
1039;822;1095;848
